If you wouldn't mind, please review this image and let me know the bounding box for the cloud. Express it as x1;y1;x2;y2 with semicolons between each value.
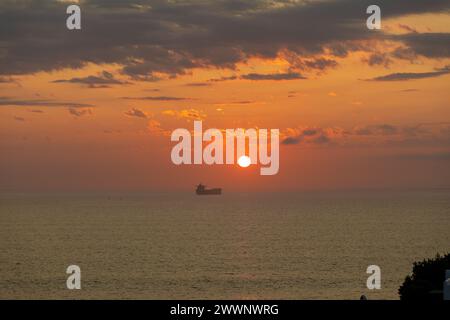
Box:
0;97;93;108
14;116;25;121
0;76;16;83
147;119;169;135
282;136;301;145
392;33;450;59
230;100;255;105
184;82;212;87
208;75;238;82
213;100;259;107
241;72;306;81
122;96;189;101
398;24;418;34
124;108;148;118
400;89;419;92
281;122;450;147
363;52;392;67
282;55;339;72
300;58;338;71
354;124;399;135
53;71;129;88
162;108;206;121
368;65;450;81
2;0;448;78
313;135;331;144
303;129;319;136
281;127;335;145
68;107;93;117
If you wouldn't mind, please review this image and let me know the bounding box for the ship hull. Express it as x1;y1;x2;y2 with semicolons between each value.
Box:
196;188;222;195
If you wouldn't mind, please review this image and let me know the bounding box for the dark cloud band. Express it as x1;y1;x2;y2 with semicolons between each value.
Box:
0;0;449;78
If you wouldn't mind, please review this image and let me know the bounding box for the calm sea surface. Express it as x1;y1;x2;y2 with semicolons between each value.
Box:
1;190;449;299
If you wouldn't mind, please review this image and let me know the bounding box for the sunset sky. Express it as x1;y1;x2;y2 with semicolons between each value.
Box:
1;0;449;192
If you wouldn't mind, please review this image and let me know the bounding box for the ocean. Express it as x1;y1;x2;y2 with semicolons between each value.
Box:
0;190;449;299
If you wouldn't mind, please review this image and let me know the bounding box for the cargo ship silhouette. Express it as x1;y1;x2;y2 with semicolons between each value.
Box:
196;183;222;195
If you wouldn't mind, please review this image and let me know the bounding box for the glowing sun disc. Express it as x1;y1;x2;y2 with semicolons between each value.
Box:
238;155;251;168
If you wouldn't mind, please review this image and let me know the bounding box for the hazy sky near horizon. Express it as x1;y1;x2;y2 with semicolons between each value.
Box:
1;0;450;192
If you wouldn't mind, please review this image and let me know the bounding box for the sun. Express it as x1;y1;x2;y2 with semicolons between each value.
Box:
237;155;251;168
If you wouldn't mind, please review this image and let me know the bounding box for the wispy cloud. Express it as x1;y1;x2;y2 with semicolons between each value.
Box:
53;71;129;88
0;76;16;83
282;127;339;145
241;72;306;81
398;24;419;34
144;88;161;92
281;122;450;148
147;119;170;136
0;97;93;108
353;124;399;136
400;89;419;92
184;82;212;87
124;108;148;119
208;76;238;82
201;72;306;83
363;52;392;67
162;108;206;121
122;96;189;101
68;107;93;117
282;56;339;72
368;65;450;81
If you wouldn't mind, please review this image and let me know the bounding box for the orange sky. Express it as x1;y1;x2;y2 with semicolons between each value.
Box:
1;2;449;192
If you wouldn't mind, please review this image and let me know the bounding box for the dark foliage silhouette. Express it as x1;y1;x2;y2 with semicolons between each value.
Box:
399;253;450;300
